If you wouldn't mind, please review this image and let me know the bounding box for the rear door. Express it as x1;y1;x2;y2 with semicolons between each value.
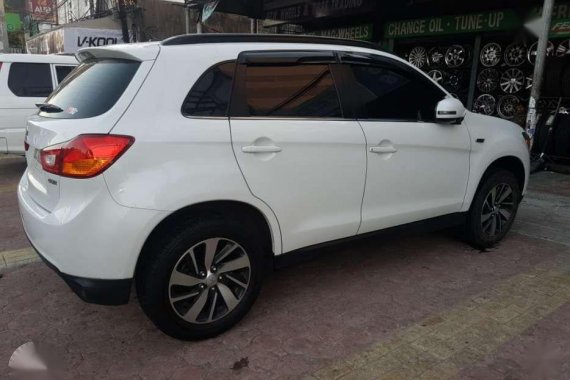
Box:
230;50;367;252
340;53;471;234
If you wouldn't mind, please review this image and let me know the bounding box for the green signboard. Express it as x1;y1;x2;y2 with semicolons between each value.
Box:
310;24;373;41
544;2;570;37
5;13;22;32
385;10;520;39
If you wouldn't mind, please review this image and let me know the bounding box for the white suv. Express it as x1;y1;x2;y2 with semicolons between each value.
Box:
18;34;530;340
0;54;77;154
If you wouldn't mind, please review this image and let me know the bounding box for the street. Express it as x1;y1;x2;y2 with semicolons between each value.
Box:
2;154;570;379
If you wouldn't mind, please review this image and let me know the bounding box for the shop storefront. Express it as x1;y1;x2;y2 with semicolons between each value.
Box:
257;0;570;166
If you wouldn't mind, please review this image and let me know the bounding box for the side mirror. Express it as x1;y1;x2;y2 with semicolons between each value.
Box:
436;98;466;124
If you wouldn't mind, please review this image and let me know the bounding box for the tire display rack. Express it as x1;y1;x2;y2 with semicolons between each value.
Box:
397;36;570;125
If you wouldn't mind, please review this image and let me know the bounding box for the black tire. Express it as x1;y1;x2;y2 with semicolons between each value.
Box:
464;170;521;249
136;216;265;340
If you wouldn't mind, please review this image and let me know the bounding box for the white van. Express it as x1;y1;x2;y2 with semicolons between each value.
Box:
0;54;77;155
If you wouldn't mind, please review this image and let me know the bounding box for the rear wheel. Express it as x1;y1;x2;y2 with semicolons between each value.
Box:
137;217;265;340
464;170;521;248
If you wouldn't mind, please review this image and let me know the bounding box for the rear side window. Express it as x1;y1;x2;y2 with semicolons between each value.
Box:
182;62;235;117
348;64;445;121
41;59;140;119
8;63;53;97
240;64;342;118
55;65;75;84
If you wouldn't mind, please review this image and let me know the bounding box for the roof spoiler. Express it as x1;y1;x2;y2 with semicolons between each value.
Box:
76;43;160;63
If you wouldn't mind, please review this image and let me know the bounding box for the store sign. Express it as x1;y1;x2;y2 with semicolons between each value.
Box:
6;13;22;32
310;24;373;41
26;28;124;54
264;0;375;22
66;28;124;53
385;10;520;39
27;0;56;24
531;2;570;37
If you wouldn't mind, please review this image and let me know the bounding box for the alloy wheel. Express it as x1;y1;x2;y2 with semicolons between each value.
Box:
481;183;515;237
408;47;427;68
168;238;251;324
504;44;526;67
480;43;502;67
500;68;524;94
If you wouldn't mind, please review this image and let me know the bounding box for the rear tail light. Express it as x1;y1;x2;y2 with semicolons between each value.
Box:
40;134;134;178
24;130;29;152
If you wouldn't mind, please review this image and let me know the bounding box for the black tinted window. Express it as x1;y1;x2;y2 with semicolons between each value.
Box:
242;64;342;118
55;65;75;84
182;62;235;117
41;59;140;119
8;63;53;97
348;64;445;121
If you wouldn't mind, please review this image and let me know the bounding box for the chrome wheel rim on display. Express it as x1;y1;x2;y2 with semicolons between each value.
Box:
168;238;251;324
408;47;427;68
504;44;526;67
477;68;499;93
526;75;533;90
474;94;496;115
445;45;467;68
428;70;444;84
428;47;445;68
497;96;520;119
481;183;515;238
500;68;525;94
480;43;502;67
444;72;461;91
556;39;570;57
528;41;554;65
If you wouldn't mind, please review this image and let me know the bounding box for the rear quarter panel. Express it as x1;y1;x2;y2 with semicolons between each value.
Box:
104;44;284;254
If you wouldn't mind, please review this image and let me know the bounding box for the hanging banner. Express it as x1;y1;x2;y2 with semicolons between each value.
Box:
264;0;375;22
202;0;219;23
27;0;56;24
385;10;520;39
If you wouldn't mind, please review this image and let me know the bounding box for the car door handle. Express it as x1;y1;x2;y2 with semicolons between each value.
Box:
242;145;283;154
370;146;398;154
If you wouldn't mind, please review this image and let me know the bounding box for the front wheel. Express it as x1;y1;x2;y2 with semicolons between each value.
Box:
464;170;521;248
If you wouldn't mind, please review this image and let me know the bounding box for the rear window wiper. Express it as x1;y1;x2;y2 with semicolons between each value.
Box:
36;103;64;113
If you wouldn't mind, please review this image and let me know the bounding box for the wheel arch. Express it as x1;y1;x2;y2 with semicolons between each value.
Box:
135;200;277;281
466;155;526;210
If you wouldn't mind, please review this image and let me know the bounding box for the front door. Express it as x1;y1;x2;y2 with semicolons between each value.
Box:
230;51;367;253
340;54;471;234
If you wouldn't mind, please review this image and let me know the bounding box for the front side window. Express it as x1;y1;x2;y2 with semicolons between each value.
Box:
348;64;445;121
241;64;342;118
8;63;53;97
40;59;140;119
182;62;236;117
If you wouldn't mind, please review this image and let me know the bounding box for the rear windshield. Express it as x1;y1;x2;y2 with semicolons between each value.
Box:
40;59;140;119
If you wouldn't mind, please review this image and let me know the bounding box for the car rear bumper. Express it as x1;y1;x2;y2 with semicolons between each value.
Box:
17;169;168;303
28;237;132;305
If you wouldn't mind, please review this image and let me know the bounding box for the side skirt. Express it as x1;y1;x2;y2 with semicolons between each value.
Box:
274;212;467;269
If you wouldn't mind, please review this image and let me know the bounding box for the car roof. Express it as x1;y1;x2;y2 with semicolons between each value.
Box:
0;53;78;64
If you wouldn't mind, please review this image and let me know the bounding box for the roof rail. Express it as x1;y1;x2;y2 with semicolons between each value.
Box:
161;33;381;50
